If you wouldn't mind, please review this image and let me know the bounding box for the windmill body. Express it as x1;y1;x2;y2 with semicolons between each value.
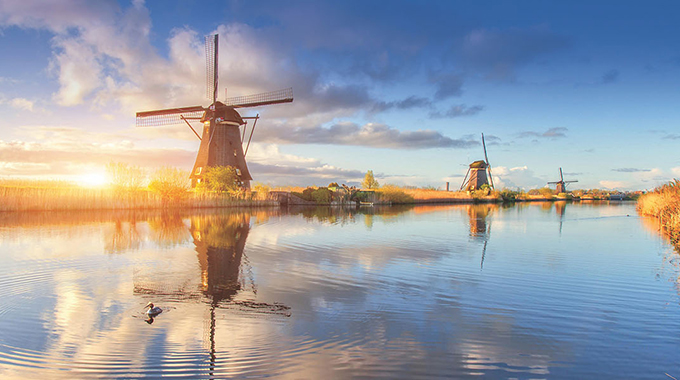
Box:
465;160;490;190
190;103;252;188
460;134;495;191
135;34;293;189
548;167;578;193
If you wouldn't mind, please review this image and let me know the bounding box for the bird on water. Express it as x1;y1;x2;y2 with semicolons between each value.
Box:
146;302;162;316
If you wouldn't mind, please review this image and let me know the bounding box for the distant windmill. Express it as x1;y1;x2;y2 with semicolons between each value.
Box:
460;133;495;191
135;34;294;189
547;168;578;193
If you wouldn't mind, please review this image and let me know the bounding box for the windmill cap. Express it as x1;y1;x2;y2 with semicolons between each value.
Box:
469;160;488;168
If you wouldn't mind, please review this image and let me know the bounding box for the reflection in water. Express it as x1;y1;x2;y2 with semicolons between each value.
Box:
2;203;680;378
467;204;496;269
555;201;566;235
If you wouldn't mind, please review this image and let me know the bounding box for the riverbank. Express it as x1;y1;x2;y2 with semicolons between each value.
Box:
0;185;635;212
0;185;277;212
637;180;680;244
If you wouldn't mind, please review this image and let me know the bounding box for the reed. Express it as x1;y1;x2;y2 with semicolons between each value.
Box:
637;179;680;243
0;179;276;212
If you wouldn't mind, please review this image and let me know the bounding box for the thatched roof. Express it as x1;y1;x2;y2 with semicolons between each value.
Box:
469;160;488;169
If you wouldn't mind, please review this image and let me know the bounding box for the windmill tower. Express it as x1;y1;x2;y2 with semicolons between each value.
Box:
547;168;578;193
135;34;294;189
460;133;495;191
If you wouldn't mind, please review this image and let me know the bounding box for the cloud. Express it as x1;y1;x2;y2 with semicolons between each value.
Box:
429;73;464;99
517;127;568;139
9;98;34;111
487;165;546;190
612;168;651;173
457;26;570;81
259;121;479;149
663;134;680;140
600;69;619;84
599;180;628;190
429;104;484;119
371;96;432;113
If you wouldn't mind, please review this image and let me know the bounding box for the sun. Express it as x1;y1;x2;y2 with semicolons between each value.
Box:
77;172;109;188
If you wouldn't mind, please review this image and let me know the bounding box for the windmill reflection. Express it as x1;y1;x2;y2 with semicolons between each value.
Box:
192;213;251;302
467;204;497;269
190;213;251;376
555;201;566;236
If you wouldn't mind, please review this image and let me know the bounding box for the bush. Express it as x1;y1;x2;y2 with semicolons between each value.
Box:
311;187;333;204
501;189;520;201
202;166;240;194
539;187;554;198
148;167;190;204
377;185;413;204
252;182;271;200
106;162;145;192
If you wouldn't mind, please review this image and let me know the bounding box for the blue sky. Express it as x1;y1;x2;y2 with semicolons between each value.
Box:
0;0;679;190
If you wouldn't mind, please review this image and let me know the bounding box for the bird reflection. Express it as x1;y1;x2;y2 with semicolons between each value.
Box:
467;204;496;270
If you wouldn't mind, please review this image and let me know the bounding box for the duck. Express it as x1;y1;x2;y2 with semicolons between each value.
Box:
146;302;163;316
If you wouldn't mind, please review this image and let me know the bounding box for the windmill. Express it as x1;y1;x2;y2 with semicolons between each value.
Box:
460;133;495;191
547;168;578;193
135;34;294;189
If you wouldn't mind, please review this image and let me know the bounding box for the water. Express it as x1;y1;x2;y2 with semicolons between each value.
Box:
0;202;679;379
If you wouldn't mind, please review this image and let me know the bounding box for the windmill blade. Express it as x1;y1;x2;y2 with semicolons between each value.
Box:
205;34;218;103
225;88;294;108
547;181;560;184
565;180;579;183
559;167;564;182
482;133;490;164
136;106;205;127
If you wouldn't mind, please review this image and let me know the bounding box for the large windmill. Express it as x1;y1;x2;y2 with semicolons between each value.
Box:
460;133;495;191
547;168;578;193
136;34;293;189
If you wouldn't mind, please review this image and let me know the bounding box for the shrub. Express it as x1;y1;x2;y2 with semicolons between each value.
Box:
252;182;271;200
501;189;520;201
311;187;333;204
377;185;414;204
106;162;146;192
202;166;240;194
148;167;190;204
539;187;554;198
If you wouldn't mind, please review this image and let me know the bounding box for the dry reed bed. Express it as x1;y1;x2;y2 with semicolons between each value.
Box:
0;186;276;212
637;180;680;243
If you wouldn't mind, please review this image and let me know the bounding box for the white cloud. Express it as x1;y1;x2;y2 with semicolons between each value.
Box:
489;165;546;190
599;180;628;190
9;97;34;111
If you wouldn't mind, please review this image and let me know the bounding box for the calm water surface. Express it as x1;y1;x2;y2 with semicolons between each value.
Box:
0;202;679;379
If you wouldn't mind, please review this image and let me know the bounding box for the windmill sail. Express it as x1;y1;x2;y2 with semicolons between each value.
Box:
136;106;206;127
482;133;494;189
206;35;218;103
225;88;294;108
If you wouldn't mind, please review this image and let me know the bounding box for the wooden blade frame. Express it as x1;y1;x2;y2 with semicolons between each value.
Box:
136;106;205;127
206;34;218;104
225;88;294;108
481;133;494;189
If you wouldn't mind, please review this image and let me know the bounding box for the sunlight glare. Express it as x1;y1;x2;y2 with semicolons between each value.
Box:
77;172;109;188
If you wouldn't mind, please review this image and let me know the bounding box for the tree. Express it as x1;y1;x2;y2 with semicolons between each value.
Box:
362;170;380;189
202;166;240;194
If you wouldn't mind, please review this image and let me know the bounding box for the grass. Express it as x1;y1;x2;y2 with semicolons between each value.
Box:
0;179;276;212
637;179;680;244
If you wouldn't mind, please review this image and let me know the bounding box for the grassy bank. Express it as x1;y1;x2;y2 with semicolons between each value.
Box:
0;181;276;212
637;180;680;243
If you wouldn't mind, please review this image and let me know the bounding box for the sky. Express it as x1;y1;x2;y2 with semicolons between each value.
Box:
0;0;679;191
